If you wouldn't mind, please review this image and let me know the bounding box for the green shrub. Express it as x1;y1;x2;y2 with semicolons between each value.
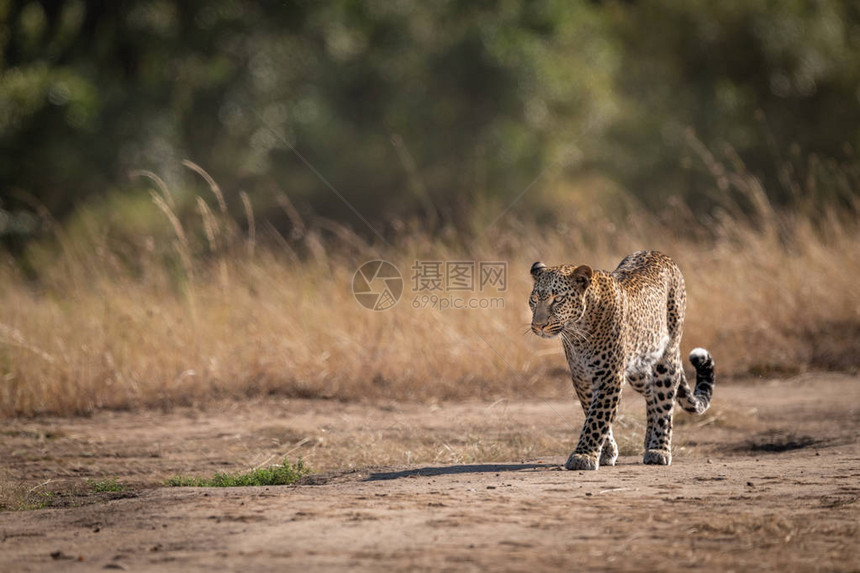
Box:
166;459;309;488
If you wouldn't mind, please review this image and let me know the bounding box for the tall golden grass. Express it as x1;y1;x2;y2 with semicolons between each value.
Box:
0;162;858;417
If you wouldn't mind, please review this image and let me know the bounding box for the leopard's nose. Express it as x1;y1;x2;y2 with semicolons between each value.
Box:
531;322;548;334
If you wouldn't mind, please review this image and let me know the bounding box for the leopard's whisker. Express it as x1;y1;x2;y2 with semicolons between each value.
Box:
562;325;590;344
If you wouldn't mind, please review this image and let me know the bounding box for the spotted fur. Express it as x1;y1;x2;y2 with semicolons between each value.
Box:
529;251;715;470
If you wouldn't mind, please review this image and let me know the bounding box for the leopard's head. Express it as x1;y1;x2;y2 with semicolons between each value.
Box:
528;262;593;339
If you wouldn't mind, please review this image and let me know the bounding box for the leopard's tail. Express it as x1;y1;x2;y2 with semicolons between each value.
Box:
677;348;715;415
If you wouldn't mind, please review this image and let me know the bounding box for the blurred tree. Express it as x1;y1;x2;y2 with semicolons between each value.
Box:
1;0;613;235
0;0;858;244
597;0;860;211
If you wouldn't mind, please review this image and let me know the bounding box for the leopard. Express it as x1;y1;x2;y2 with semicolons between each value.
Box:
529;250;715;471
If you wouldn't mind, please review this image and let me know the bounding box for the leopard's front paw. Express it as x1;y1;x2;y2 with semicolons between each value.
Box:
600;448;618;467
643;449;672;466
600;440;618;467
565;452;599;471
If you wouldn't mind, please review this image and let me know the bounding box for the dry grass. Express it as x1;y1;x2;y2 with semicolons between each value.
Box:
0;163;858;417
0;470;57;510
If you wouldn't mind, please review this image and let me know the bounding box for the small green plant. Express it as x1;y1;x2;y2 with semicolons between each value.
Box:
165;458;309;488
88;477;126;493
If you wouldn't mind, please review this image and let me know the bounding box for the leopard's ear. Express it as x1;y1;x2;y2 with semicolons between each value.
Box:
573;265;593;287
530;262;547;279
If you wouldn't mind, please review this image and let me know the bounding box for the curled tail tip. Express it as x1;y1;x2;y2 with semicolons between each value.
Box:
680;348;715;415
689;347;712;368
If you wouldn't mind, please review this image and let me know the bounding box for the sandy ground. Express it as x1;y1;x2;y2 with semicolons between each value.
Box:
0;373;858;572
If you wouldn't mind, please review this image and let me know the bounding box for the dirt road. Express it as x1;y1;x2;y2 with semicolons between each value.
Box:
1;374;858;572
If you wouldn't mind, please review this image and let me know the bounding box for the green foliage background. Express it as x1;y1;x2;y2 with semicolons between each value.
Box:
1;0;858;239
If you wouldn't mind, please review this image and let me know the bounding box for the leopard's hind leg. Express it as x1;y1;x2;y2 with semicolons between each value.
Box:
643;348;683;465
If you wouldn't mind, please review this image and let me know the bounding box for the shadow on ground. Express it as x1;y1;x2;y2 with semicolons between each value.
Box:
366;463;552;481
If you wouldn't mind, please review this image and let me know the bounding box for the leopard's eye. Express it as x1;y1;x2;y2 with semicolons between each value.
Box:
529;294;538;306
552;295;567;307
